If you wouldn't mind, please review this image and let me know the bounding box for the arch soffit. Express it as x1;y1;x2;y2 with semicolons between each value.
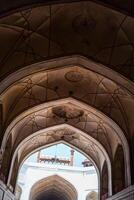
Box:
2;98;131;187
16;124;110;170
0;56;133;94
1;98;130;187
2;98;124;158
0;56;133;136
9;125;111;191
0;55;133;190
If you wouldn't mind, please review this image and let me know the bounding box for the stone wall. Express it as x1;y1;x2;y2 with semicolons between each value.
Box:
107;185;134;200
0;181;15;200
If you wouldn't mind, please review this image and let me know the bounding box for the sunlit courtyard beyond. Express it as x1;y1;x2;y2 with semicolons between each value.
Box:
16;143;98;200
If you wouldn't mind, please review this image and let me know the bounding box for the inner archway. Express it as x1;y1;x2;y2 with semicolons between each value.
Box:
29;175;77;200
9;123;110;197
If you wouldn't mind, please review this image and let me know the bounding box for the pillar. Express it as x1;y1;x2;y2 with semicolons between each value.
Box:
37;150;41;163
70;149;74;166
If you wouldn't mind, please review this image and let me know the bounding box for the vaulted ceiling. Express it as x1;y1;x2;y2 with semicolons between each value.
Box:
0;1;134;198
0;0;134;16
0;0;134;81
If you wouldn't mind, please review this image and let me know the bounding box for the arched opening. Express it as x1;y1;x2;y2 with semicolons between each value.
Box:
8;123;111;197
0;55;133;200
16;143;98;200
29;175;78;200
0;57;131;192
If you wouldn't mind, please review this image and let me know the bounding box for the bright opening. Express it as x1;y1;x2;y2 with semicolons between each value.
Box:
16;143;98;200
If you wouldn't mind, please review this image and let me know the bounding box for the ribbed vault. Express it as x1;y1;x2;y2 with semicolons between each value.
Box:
0;59;134;138
0;1;133;199
0;56;133;199
29;175;77;200
0;1;134;81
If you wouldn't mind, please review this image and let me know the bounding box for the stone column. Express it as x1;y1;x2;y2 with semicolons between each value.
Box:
37;150;41;163
70;149;74;166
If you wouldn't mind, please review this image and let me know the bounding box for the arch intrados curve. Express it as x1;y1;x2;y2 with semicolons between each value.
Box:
2;98;126;152
0;56;133;140
18;139;100;176
9;124;111;195
15;124;110;169
0;55;133;95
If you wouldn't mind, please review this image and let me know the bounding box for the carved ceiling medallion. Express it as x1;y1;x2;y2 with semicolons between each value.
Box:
52;105;84;120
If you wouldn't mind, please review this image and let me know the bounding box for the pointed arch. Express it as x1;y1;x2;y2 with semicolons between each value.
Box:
8;124;108;195
29;175;78;200
1;98;130;190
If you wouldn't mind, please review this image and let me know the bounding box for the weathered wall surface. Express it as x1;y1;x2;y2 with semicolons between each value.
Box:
0;181;15;200
107;185;134;200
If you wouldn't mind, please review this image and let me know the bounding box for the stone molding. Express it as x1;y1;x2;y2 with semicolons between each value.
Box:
0;180;15;200
107;185;134;200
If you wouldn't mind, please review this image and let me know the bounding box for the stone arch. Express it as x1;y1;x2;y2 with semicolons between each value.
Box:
0;1;133;199
0;56;132;198
9;125;108;195
0;56;133;137
0;56;132;190
1;98;130;189
29;175;78;200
